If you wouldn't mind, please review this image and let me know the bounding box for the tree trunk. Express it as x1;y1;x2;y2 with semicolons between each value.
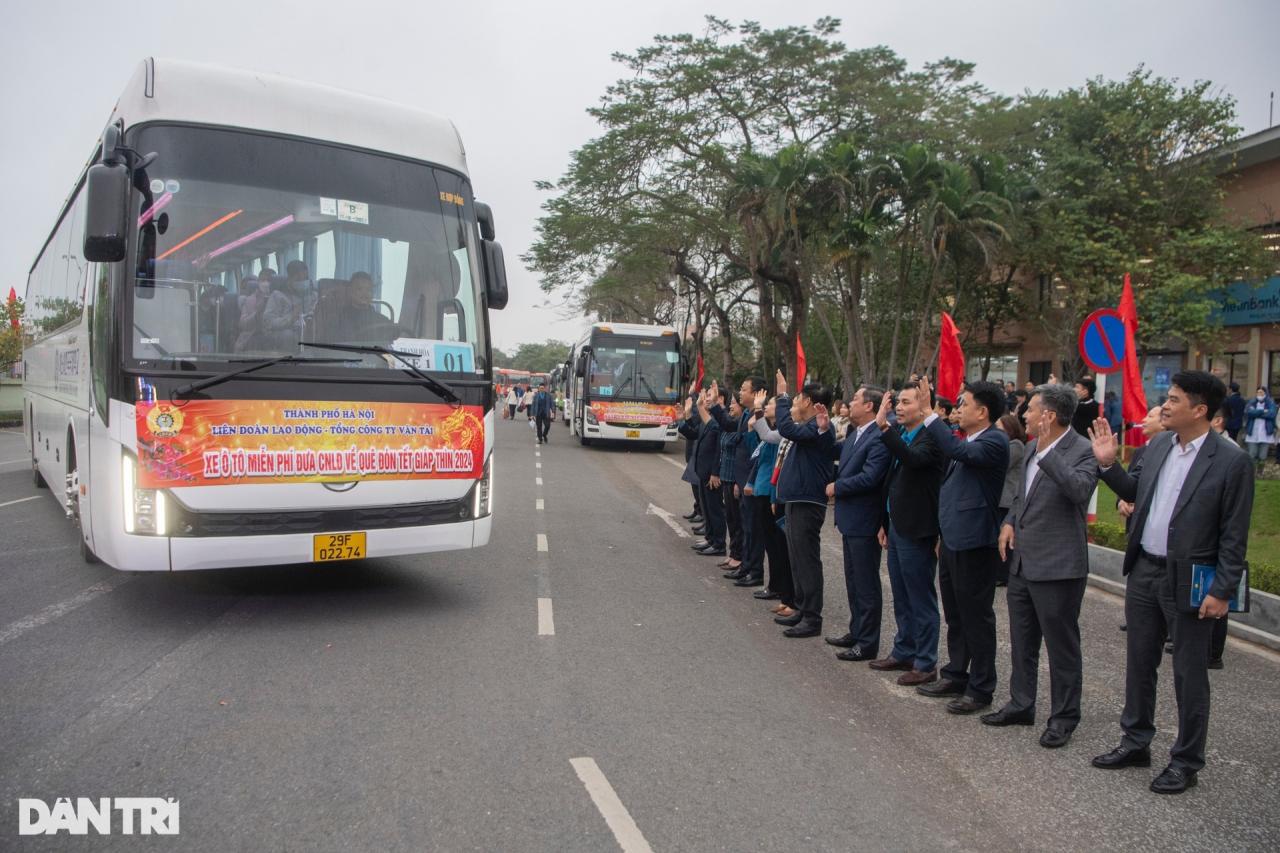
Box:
814;297;854;395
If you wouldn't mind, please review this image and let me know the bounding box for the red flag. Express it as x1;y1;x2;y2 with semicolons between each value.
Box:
1118;273;1149;442
936;312;965;404
795;332;807;385
694;351;704;389
6;287;17;330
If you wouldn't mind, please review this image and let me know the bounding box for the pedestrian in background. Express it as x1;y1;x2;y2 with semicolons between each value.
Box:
1223;382;1246;443
1071;377;1099;437
1244;386;1276;469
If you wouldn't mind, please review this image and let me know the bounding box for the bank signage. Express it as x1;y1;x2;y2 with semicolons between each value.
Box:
1210;276;1280;326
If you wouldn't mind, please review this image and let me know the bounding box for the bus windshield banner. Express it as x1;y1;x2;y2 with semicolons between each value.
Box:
135;400;484;488
589;401;679;425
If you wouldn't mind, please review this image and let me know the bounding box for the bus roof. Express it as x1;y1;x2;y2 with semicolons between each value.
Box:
586;322;678;339
109;58;469;175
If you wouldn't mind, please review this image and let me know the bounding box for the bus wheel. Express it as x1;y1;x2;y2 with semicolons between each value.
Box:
579;434;591;447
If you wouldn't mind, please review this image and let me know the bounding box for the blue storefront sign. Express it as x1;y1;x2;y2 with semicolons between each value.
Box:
1210;276;1280;326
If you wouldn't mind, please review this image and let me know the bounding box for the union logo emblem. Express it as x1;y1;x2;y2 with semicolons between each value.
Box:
146;404;185;439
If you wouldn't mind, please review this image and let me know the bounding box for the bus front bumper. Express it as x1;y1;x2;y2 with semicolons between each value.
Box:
108;515;492;571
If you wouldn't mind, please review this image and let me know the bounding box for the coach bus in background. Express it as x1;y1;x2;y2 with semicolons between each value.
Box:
565;323;682;449
495;367;531;397
22;58;508;571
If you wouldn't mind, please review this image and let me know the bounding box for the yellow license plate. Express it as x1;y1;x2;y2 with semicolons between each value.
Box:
626;430;640;438
313;532;366;562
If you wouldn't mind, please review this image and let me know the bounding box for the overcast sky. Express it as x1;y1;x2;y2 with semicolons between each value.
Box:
3;0;1277;353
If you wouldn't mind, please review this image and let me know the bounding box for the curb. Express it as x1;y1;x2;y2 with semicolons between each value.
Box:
1088;543;1280;653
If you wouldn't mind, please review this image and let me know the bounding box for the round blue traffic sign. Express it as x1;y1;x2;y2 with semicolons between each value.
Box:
1078;308;1126;375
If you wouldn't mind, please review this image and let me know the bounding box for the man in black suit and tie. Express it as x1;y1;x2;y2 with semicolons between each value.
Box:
1089;370;1254;794
986;384;1098;748
916;377;1010;715
678;382;727;556
824;386;891;661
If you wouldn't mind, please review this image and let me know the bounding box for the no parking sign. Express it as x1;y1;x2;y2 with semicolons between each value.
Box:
1078;308;1126;375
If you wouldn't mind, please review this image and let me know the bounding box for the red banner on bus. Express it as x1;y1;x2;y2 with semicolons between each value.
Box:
589;400;679;426
135;399;484;488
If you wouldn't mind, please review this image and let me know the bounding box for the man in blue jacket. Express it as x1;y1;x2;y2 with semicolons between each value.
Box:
679;382;727;556
917;376;1010;715
773;369;836;638
824;385;891;660
530;385;554;444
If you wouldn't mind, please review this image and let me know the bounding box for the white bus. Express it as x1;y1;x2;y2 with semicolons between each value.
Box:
23;58;508;571
564;323;682;449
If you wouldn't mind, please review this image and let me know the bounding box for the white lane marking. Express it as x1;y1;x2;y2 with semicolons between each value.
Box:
536;462;542;469
0;456;28;464
0;495;41;510
0;460;31;468
646;502;690;538
659;455;685;471
0;577;131;647
537;533;549;552
570;757;654;853
536;498;545;511
0;429;24;436
538;597;555;636
536;451;541;457
536;477;543;486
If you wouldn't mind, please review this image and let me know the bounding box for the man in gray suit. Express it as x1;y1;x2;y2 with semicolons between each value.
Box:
985;384;1098;748
1088;370;1254;795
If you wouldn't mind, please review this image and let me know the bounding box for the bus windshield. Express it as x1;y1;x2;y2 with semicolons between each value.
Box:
126;125;488;375
587;335;680;402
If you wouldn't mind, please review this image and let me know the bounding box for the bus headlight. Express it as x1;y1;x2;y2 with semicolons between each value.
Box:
585;408;598;425
122;454;168;536
472;454;493;518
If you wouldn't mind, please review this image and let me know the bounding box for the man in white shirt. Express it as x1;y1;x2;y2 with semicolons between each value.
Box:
1089;370;1254;795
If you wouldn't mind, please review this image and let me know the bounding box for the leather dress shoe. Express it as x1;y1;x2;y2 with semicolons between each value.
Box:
836;646;874;662
1208;657;1224;670
1039;728;1072;749
723;567;748;580
783;621;821;638
825;633;856;648
682;511;700;520
1150;765;1197;794
691;527;707;536
753;588;781;600
697;547;727;557
733;575;764;587
774;612;804;626
897;669;937;686
690;541;709;550
946;696;991;715
868;656;912;671
980;708;1035;727
917;678;965;698
1092;746;1152;769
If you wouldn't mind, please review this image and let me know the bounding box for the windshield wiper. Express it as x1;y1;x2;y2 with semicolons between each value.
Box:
613;374;634;398
171;355;356;401
636;375;660;404
300;341;461;405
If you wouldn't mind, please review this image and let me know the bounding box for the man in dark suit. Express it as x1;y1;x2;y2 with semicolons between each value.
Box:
530;386;554;443
824;386;891;660
724;377;768;584
773;369;836;638
986;384;1098;748
1071;376;1099;437
1089;370;1254;795
917;377;1010;715
872;383;946;685
1223;382;1245;442
678;382;726;556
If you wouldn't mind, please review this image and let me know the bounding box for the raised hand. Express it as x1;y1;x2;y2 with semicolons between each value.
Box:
709;379;720;404
875;389;893;431
917;373;932;401
998;523;1015;561
1038;407;1056;441
754;388;767;410
1087;417;1118;467
1117;500;1135;519
814;402;830;433
689;377;700;396
775;368;787;396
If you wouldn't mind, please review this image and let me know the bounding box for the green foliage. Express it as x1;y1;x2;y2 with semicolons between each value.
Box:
528;22;1265;390
508;340;573;374
1;294;24;368
1087;522;1129;552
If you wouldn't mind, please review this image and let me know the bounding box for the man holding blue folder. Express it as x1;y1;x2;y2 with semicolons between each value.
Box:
1087;370;1254;794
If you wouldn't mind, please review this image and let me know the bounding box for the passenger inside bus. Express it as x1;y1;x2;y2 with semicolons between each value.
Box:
313;271;401;343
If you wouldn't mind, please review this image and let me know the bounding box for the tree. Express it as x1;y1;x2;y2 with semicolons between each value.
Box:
509;340;573;374
1;294;23;370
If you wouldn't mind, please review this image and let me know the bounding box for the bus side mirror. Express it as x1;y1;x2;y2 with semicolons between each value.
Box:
83;162;129;262
475;202;496;240
481;240;509;310
574;348;590;378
